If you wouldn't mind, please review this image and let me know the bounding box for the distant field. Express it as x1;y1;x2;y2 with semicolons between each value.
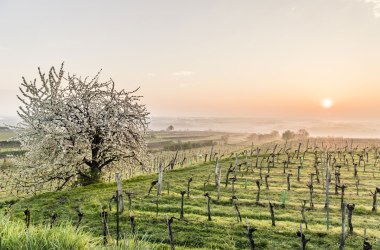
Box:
0;130;16;141
146;131;249;152
0;130;250;159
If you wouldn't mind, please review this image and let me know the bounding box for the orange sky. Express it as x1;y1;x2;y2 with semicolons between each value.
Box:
1;0;380;121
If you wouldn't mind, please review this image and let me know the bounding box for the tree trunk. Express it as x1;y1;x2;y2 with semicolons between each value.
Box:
79;161;102;185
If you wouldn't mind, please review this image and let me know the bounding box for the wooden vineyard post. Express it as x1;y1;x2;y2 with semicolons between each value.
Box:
115;190;120;245
287;173;292;191
187;177;193;198
180;191;186;220
125;191;133;217
225;163;234;187
24;207;30;229
256;180;261;205
204;193;211;221
255;148;260;168
108;195;116;212
325;152;330;230
355;179;359;195
115;173;124;245
296;143;302;159
340;202;346;250
269;202;275;226
148;180;158;196
75;209;84;231
286;153;290;170
265;174;270;190
230;177;236;196
347;204;355;234
297;166;301;182
217;165;222;200
130;216;136;235
170;150;179;170
297;223;310;250
338;185;347;209
363;227;372;250
307;182;314;209
246;219;257;250
157;162;163;196
166;215;175;250
371;187;380;212
50;212;57;229
301;200;308;229
335;172;340;195
100;208;109;245
156;195;159;217
232;196;242;222
321;163;325;192
214;158;219;185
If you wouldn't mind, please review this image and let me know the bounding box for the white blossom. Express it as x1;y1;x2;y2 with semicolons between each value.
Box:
15;63;149;190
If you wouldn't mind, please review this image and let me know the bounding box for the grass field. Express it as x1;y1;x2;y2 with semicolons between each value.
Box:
0;130;16;141
4;140;380;249
0;129;247;156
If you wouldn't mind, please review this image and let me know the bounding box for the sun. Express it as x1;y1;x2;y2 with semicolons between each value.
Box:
321;98;333;109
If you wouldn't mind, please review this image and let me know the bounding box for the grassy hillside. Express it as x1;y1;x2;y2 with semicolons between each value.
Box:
0;217;157;249
6;148;380;249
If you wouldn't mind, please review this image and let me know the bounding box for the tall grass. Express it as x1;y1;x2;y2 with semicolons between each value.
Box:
0;217;156;250
0;217;99;249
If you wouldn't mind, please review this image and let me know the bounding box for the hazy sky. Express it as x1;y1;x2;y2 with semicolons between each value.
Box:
1;0;380;119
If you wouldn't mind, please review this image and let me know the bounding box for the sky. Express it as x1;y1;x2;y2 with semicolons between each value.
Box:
1;0;380;123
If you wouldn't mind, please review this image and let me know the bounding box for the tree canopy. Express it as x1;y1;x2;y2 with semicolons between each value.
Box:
16;63;149;190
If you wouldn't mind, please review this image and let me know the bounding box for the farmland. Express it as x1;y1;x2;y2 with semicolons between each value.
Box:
1;130;380;249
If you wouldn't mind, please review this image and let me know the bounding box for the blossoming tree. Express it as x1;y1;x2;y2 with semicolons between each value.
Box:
16;63;149;190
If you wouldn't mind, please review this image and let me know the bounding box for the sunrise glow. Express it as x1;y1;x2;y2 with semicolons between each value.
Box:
322;99;333;109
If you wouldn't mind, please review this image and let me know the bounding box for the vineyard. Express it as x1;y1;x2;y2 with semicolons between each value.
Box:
1;135;380;249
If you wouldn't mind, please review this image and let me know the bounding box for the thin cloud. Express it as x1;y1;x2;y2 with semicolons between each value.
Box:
171;71;193;76
364;0;380;18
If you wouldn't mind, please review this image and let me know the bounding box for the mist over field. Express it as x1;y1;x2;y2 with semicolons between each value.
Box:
150;117;380;138
2;115;380;138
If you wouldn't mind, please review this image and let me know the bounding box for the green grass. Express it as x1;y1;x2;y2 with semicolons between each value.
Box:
0;216;158;249
0;217;98;249
5;146;380;249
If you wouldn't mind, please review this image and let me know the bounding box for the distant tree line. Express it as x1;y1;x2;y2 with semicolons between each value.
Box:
163;140;216;151
281;129;309;140
247;131;281;142
0;141;21;148
0;150;27;159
